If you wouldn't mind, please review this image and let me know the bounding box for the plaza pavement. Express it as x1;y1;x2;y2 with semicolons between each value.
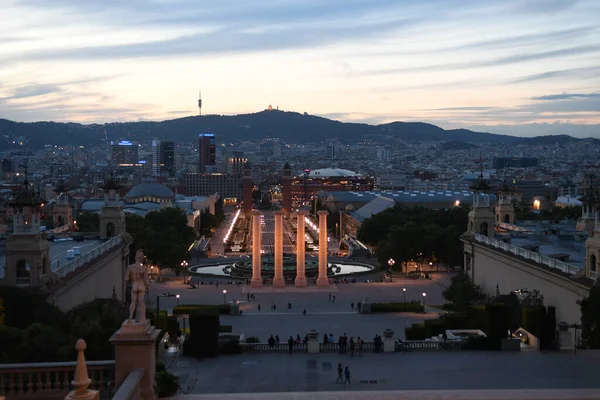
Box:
150;277;450;340
166;350;600;395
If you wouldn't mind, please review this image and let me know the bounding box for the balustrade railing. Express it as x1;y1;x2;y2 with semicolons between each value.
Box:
53;235;124;278
473;234;580;275
0;360;115;399
111;369;143;400
240;343;307;352
15;277;31;286
319;342;375;352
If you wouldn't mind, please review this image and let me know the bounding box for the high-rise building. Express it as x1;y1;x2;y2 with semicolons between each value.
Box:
161;141;175;176
198;133;216;173
111;141;139;166
327;145;335;159
151;139;161;176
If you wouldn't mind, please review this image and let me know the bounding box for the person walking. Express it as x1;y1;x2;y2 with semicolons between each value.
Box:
288;336;294;354
344;366;351;385
288;301;292;310
336;363;343;383
329;293;332;302
350;302;354;310
258;304;261;312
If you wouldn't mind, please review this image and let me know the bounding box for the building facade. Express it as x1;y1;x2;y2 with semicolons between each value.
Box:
198;133;216;173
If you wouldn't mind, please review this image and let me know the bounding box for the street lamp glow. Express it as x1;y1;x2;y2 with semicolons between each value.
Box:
223;289;227;294
422;292;426;297
176;294;180;299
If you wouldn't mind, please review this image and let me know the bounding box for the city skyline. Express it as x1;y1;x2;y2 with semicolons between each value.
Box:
1;0;600;137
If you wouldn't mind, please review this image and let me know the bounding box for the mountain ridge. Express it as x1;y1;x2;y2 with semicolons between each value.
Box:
0;110;597;148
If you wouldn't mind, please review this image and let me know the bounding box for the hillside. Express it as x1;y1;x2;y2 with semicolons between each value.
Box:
0;110;589;148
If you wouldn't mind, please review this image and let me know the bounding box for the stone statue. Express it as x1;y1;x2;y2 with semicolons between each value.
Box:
125;250;150;323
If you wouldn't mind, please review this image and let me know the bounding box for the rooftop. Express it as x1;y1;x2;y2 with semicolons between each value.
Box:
124;183;174;200
498;220;586;269
327;190;496;205
0;237;105;279
308;168;361;178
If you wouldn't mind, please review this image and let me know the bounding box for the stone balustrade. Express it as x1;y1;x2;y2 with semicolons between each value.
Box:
473;234;580;275
111;369;144;400
0;360;114;399
54;235;124;278
240;343;307;353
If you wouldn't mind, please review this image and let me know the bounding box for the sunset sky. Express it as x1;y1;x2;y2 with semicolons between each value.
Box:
1;0;599;136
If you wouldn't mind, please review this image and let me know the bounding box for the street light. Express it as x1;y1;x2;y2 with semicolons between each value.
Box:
176;294;180;306
403;287;406;303
422;292;427;307
388;259;395;269
223;289;227;304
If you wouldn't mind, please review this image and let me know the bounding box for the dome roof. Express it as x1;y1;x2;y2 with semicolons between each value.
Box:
308;168;360;178
125;183;174;199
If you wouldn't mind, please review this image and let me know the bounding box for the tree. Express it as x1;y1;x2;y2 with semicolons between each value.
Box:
521;289;544;308
76;212;99;232
443;273;483;312
200;212;218;237
125;213;148;259
142;208;195;270
580;284;600;349
214;197;225;223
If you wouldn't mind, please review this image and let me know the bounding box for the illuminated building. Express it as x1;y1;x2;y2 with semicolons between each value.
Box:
111;141;139;167
289;168;375;204
198;133;216;173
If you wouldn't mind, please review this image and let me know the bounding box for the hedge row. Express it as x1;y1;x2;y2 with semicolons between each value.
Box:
405;319;445;340
370;302;424;313
173;304;231;315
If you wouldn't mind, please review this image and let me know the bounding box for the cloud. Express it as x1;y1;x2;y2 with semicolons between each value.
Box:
531;92;600;101
0;84;63;100
509;66;600;83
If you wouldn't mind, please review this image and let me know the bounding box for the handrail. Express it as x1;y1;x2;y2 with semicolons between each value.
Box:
53;235;124;278
0;360;115;398
112;369;144;400
473;233;580;275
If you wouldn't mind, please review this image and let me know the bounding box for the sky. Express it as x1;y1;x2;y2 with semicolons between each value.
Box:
1;0;599;137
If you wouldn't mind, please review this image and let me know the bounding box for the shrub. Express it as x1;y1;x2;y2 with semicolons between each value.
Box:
219;325;233;333
173;304;231;315
461;336;492;350
522;306;546;338
370;302;424;313
424;319;445;338
245;336;260;343
155;371;179;398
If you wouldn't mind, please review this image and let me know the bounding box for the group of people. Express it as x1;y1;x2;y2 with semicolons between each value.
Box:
323;333;364;356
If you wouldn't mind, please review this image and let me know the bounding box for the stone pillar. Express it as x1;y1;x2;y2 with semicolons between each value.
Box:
316;210;329;287
251;210;262;288
382;328;395;353
295;210;307;287
65;339;99;400
273;211;285;287
307;329;320;353
110;321;160;400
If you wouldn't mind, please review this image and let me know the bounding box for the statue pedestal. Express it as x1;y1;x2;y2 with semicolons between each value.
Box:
110;320;160;400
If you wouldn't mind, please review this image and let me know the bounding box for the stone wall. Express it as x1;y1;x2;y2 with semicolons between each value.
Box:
465;240;589;325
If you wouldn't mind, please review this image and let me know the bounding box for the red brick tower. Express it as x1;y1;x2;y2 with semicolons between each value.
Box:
243;162;253;215
282;162;292;215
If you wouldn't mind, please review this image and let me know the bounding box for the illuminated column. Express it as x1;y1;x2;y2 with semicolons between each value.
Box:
295;210;307;287
316;210;329;287
273;211;285;287
251;210;262;288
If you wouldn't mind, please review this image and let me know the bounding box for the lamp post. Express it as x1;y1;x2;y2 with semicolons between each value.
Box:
422;292;427;307
176;294;180;306
223;289;227;305
429;261;433;272
387;259;395;283
180;260;189;283
403;287;406;303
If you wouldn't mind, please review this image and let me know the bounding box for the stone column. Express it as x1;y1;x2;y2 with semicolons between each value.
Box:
110;322;160;400
316;210;329;287
251;210;262;288
273;211;285;287
295;210;307;287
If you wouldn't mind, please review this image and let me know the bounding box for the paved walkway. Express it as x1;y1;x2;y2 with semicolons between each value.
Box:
172;388;600;400
166;351;600;395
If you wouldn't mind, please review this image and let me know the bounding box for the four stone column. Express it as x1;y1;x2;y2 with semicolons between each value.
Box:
316;210;330;287
273;211;285;287
251;210;262;288
295;210;307;287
